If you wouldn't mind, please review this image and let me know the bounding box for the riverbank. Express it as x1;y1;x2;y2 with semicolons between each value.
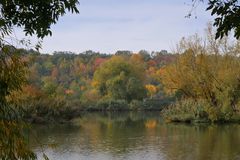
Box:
20;97;173;124
21;98;240;124
25;110;240;125
162;99;240;124
25;109;164;124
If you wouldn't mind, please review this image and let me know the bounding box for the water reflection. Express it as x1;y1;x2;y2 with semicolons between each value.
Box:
30;112;240;160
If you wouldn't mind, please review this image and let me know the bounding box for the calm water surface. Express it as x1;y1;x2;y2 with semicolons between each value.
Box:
30;112;240;160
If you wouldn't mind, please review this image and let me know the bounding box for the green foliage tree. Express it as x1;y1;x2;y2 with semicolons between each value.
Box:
0;0;79;38
206;0;240;39
191;0;240;39
93;56;146;102
42;76;58;95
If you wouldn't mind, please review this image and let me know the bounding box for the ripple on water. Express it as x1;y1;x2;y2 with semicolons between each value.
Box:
31;112;240;160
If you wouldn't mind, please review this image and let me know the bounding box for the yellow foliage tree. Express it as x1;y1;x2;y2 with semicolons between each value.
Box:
145;84;157;98
159;32;240;120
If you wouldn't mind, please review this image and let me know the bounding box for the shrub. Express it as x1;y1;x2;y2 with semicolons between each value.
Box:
107;99;128;111
162;99;209;122
142;98;173;110
129;100;144;110
95;99;128;111
14;95;82;122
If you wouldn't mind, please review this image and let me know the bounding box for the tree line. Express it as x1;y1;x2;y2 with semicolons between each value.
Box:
8;49;175;122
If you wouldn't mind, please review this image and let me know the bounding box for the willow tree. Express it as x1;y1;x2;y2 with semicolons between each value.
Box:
0;47;42;160
159;30;240;120
0;0;80;159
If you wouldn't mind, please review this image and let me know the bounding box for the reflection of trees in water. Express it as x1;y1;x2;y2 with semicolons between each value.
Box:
157;124;240;160
29;124;80;148
30;113;240;160
77;112;162;155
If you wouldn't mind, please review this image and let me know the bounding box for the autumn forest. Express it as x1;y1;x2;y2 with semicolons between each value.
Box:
1;0;240;159
5;26;240;124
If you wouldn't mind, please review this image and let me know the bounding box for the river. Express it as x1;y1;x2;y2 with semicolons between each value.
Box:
30;112;240;160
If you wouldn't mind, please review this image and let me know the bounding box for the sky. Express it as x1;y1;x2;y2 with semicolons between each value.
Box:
15;0;213;54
